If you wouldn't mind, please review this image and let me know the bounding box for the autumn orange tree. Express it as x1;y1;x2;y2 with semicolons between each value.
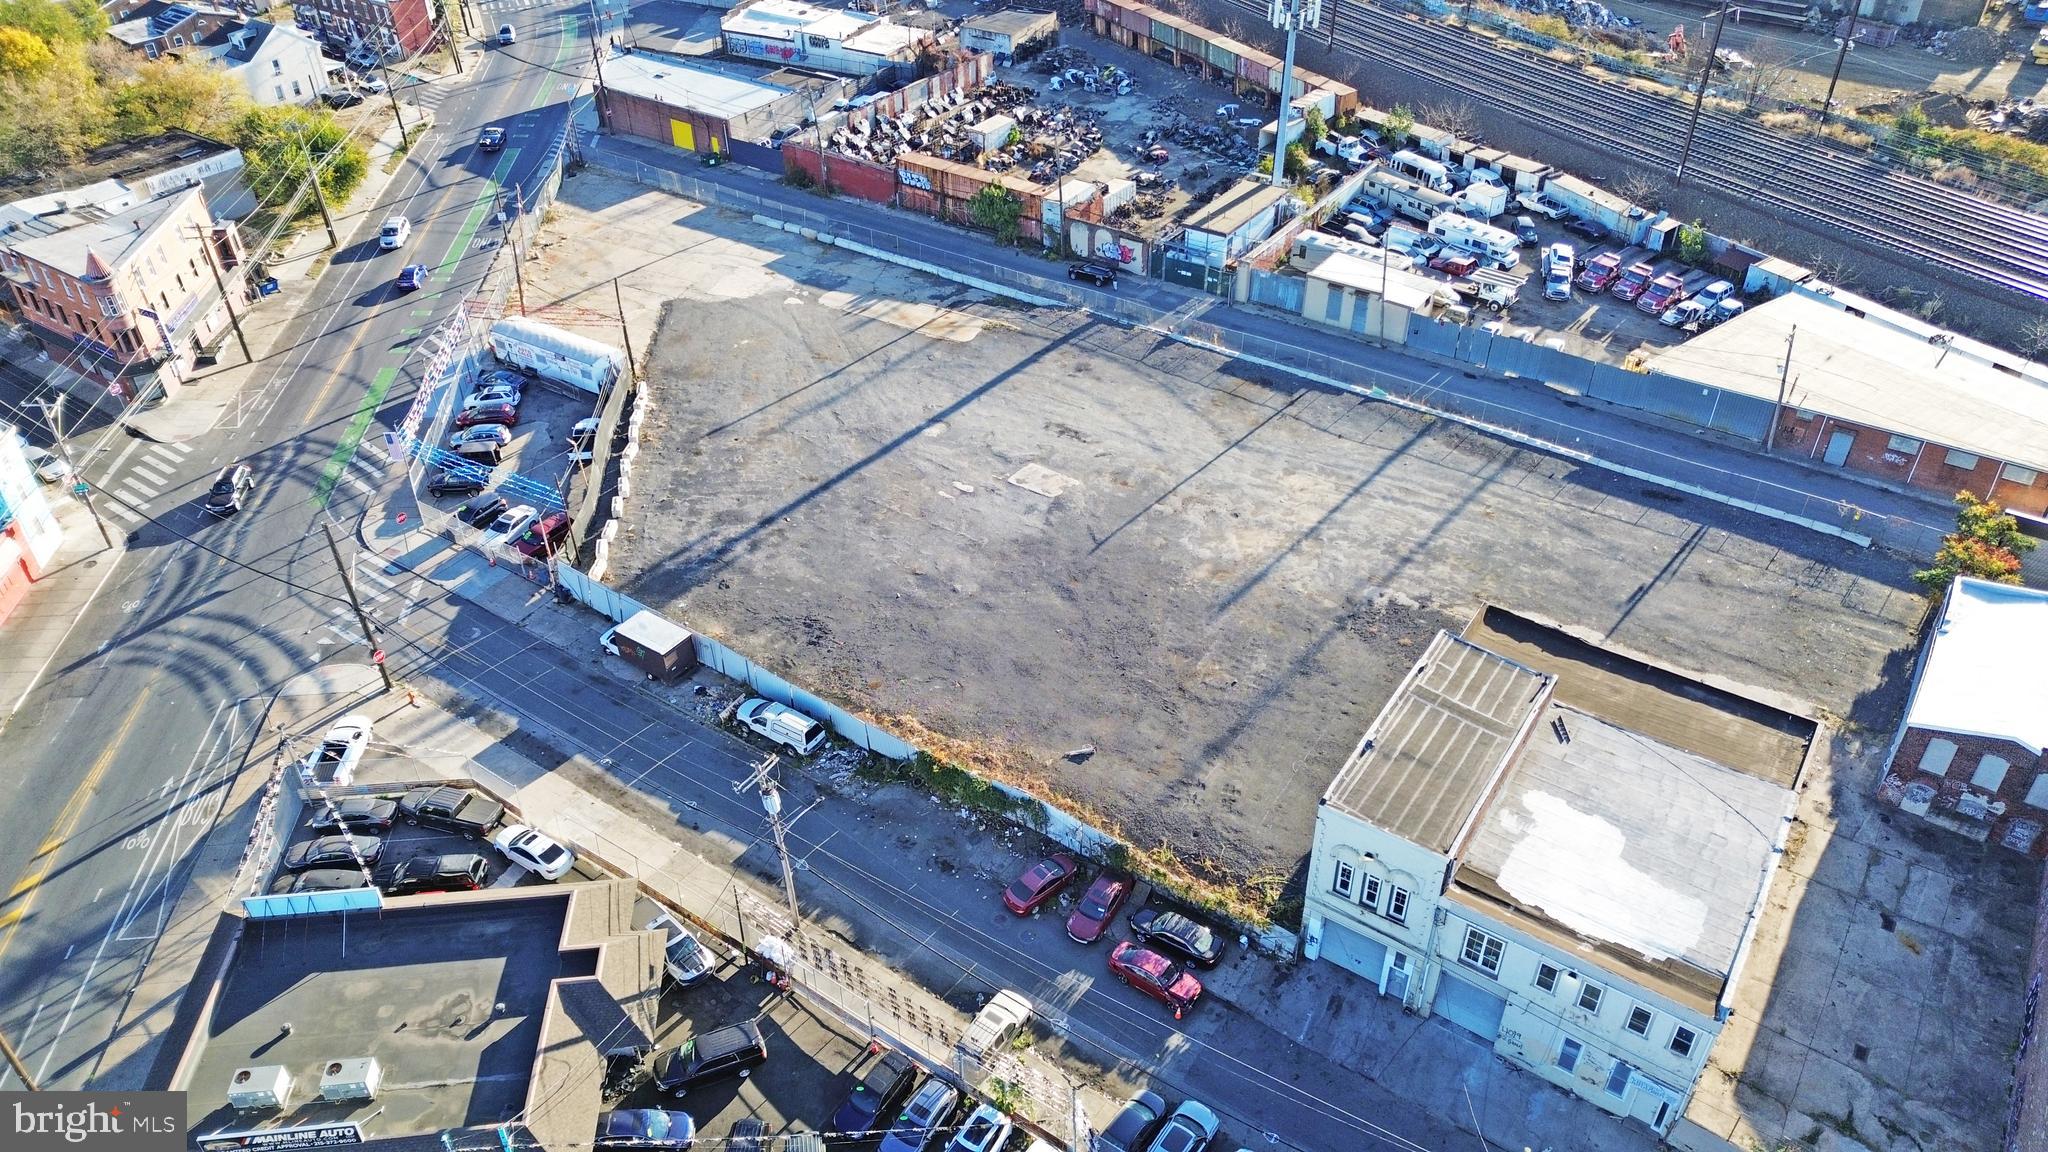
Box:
1913;491;2036;595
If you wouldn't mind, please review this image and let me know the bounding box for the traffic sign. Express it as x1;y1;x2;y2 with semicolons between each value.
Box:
372;649;386;664
71;482;89;496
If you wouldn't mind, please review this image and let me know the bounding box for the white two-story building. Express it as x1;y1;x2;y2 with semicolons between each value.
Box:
1304;630;1801;1135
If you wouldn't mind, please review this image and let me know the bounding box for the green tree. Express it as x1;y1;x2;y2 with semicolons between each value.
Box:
0;26;53;74
1914;491;2036;594
234;105;368;210
1384;104;1414;149
1302;105;1327;148
1890;104;1929;157
1675;221;1708;266
0;42;99;168
1284;142;1310;180
967;183;1023;245
0;0;107;44
108;56;247;139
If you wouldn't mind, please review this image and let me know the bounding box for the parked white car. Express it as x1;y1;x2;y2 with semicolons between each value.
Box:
484;504;538;551
492;823;575;880
24;447;71;484
1515;191;1568;219
736;697;827;755
462;383;523;410
945;1103;1013;1152
648;911;724;984
299;715;371;788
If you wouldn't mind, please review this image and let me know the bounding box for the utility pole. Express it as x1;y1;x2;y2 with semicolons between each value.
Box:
611;276;637;380
1818;5;1860;129
734;754;799;927
0;1028;38;1090
1266;0;1322;190
382;63;405;135
192;225;252;364
445;15;463;73
321;523;397;692
588;0;612;132
1674;0;1734;185
35;398;113;548
298;126;338;249
1766;324;1795;452
509;183;527;316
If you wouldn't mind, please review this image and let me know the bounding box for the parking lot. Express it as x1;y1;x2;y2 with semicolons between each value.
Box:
414;371;600;535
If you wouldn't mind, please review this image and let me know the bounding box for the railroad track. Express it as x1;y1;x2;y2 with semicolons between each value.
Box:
1221;0;2048;301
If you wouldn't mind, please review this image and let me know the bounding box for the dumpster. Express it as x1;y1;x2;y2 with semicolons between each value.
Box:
600;610;697;682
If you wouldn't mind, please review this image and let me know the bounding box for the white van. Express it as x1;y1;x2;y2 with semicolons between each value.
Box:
378;215;411;250
1427;213;1521;271
737;697;827;755
1387;149;1452;193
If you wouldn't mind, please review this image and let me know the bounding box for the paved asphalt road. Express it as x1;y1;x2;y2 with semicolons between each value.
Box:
0;5;591;1090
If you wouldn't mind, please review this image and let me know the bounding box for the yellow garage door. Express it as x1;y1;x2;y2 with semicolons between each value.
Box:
670;120;694;150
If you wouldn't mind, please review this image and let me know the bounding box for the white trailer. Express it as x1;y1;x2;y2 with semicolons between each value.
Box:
1362;169;1455;225
1427;213;1522;271
488;317;626;395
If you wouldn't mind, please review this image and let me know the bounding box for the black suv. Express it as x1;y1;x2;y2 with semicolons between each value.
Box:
828;1047;917;1135
397;785;505;838
204;462;254;515
386;853;489;895
652;1022;768;1094
1093;1090;1167;1152
428;467;492;497
1068;261;1118;287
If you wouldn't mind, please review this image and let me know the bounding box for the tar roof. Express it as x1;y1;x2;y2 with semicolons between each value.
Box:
1907;577;2048;754
1647;290;2048;472
5;187;195;279
1183;177;1296;238
598;51;796;119
1323;631;1554;851
1453;702;1795;1012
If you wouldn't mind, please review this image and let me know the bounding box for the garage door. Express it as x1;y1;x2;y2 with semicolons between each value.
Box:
1320;920;1389;987
1433;973;1507;1040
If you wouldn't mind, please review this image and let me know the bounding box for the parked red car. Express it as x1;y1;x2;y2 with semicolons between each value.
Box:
1002;852;1078;915
455;402;519;429
1066;870;1132;944
511;511;570;558
1428;251;1479;277
1108;942;1202;1019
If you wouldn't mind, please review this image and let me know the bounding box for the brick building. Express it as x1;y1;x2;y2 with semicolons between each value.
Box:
0;185;250;402
0;425;63;627
104;0;243;57
293;0;437;62
1877;577;2048;856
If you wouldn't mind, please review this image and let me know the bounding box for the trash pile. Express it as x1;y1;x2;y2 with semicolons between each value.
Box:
822;80;1037;166
1497;0;1642;30
1974;98;2047;139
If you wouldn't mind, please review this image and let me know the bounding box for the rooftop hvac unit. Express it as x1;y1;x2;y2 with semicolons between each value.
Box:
317;1056;382;1102
226;1065;292;1111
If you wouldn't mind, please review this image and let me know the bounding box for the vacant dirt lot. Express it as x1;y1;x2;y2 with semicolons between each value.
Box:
596;205;1925;884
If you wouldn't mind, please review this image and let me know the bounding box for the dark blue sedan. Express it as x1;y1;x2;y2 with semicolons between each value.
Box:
396;263;428;291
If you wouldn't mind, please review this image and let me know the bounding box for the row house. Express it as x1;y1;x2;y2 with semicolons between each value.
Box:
292;0;437;63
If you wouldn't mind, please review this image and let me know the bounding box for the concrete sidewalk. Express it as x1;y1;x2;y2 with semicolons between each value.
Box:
0;495;127;734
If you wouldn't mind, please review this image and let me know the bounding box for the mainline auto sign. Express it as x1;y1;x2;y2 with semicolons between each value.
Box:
198;1122;364;1150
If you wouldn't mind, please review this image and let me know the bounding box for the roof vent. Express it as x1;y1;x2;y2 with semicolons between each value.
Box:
1550;715;1571;744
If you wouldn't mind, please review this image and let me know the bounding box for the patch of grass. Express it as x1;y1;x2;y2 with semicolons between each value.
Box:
1759;111;1809;131
856;750;1045;830
308;254;332;278
1820;123;1874;149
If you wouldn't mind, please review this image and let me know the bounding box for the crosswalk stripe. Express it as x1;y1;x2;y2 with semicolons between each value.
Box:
105;503;143;524
350;456;382;479
362;567;399;591
160;442;192;456
129;463;171;485
115;481;157;504
345;475;376;496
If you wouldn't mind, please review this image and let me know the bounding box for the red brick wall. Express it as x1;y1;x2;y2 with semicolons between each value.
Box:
1993;467;2048;517
1773;410;2048;515
1878;725;2048;856
607;90;727;154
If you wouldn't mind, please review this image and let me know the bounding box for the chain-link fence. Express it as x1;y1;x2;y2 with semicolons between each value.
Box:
588;151;1949;560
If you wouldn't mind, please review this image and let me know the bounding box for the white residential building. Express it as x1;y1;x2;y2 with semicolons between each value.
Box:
1303;631;1799;1135
719;0;932;77
198;21;331;106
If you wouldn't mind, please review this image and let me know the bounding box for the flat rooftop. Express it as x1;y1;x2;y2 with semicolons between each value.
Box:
962;9;1058;36
1461;606;1813;788
1184;177;1295;238
1908;577;2048;753
1646;290;2048;471
182;899;573;1140
601;51;795;118
723;0;872;42
1310;250;1445;312
1453;702;1795;1014
626;0;728;57
0;129;234;201
1323;631;1554;851
7;188;192;278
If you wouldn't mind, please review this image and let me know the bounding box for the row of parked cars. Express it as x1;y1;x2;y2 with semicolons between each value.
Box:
1004;852;1226;1021
273;782;576;895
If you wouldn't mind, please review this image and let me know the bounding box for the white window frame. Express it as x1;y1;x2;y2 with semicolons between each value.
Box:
1460;926;1504;976
2005;464;2041;486
145;41;160;57
1359;875;1381;913
1331;860;1355;898
2026;774;2048;811
1386;886;1409;924
1577;981;1605;1015
1605;1060;1633;1098
1625;1004;1653;1037
1556;1036;1583;1073
173;33;185;45
1973;754;2011;792
1669;1025;1698;1059
1534;962;1560;994
1944;448;1979;470
1921;738;1956;776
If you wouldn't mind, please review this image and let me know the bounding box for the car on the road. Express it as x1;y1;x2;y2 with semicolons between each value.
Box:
1066;868;1132;944
946;1103;1013;1152
735;697;827;755
396;784;504;837
510;511;570;559
458;493;510;527
478;126;507;152
449;425;512;452
463;383;523;410
357;74;388;94
1109;941;1203;1018
24;447;70;484
829;1047;917;1136
492;823;575;880
483;503;538;551
281;834;383;872
269;868;372;894
652;1020;768;1094
385;853;490;895
428;466;493;497
594;1108;696;1150
1128;907;1225;967
497;22;516;43
877;1077;959;1152
396;263;428;291
1003;852;1079;915
323;87;364;108
1144;1100;1219;1152
1068;261;1117;287
1093;1090;1168;1152
298;715;370;787
306;796;398;834
378;214;411;250
454;402;519;430
203;462;254;515
1563;216;1608;242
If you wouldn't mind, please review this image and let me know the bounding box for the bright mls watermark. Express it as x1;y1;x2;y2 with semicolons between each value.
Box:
4;1092;185;1152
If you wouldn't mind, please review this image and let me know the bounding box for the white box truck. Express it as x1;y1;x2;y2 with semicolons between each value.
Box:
487;317;626;395
1427;214;1521;271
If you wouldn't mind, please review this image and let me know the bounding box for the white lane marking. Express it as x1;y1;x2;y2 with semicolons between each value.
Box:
345;475;376;496
128;462;172;485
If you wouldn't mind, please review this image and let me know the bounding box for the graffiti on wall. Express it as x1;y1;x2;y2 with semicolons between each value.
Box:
1068;222;1146;272
727;35;798;61
899;167;933;192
